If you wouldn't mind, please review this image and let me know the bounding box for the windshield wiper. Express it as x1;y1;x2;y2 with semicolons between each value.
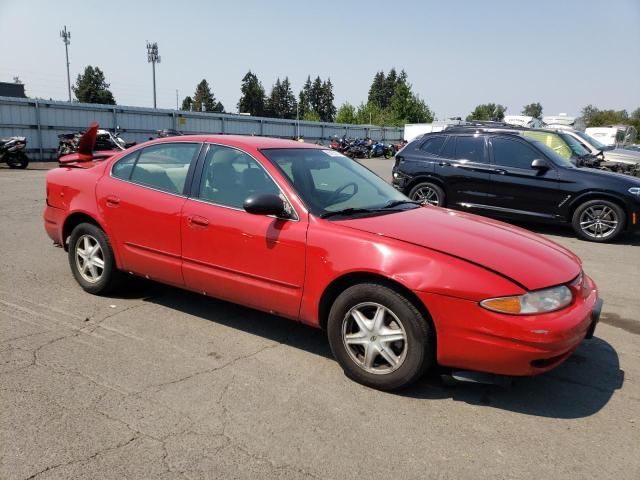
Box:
382;199;423;208
320;208;379;219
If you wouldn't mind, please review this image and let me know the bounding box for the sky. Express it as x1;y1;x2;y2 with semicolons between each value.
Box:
1;0;639;120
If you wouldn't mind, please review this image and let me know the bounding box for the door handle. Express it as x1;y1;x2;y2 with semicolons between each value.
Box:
493;168;507;175
106;195;120;206
187;215;209;227
438;161;450;166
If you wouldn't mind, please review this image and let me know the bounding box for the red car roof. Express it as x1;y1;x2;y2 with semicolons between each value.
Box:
148;135;325;150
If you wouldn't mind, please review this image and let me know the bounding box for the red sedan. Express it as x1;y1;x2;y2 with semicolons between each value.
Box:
44;134;602;390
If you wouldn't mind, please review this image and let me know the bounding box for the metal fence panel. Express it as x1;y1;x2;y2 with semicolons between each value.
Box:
0;96;403;160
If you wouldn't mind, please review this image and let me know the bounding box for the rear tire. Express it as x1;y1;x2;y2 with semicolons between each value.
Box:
408;182;445;207
327;283;435;391
7;153;28;169
571;199;625;243
68;223;122;295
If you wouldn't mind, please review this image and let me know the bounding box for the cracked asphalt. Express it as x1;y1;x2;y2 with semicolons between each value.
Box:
1;162;639;480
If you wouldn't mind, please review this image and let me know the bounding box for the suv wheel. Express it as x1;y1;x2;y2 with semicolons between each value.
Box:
327;283;435;391
572;199;625;242
408;182;445;207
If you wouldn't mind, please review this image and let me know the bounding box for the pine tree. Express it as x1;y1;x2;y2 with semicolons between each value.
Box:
383;68;398;108
367;71;386;109
237;71;266;116
298;76;312;118
192;79;223;112
181;96;193;111
310;76;323;116
72;66;116;104
319;79;336;122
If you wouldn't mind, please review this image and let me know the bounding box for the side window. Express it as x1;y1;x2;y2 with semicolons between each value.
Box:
122;143;198;194
419;136;446;155
439;136;455;159
455;136;487;163
492;137;539;169
198;145;280;209
112;151;138;180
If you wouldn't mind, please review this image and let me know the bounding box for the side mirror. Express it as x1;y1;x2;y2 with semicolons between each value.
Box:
531;159;549;170
243;193;287;217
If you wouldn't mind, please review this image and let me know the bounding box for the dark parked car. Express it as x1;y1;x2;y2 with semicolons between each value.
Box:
392;127;640;242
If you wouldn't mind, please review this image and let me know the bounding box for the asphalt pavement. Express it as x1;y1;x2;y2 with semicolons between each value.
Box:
1;162;638;480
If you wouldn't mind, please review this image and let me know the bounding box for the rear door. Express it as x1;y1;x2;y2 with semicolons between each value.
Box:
96;142;201;286
486;135;566;220
435;134;494;207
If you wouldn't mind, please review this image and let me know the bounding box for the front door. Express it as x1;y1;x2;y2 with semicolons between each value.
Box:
181;144;307;319
96;142;201;286
485;135;566;220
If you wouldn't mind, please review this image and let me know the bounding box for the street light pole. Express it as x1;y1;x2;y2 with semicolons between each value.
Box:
146;42;161;109
60;26;72;102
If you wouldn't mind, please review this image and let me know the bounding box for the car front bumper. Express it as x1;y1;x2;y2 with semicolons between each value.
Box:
415;276;601;376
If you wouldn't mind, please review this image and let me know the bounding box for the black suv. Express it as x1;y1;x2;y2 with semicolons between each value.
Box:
392;127;640;242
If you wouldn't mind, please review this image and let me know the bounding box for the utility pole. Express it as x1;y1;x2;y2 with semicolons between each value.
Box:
175;89;178;110
296;102;299;139
60;26;72;102
146;42;161;109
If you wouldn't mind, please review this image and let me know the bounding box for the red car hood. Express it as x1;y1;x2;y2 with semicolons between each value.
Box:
339;206;581;291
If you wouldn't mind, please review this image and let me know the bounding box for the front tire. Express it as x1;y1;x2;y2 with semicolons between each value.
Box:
571;199;625;243
68;223;122;295
327;283;435;391
408;182;445;207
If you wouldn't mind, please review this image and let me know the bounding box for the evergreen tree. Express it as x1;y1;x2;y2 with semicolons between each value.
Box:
192;79;224;112
181;96;193;111
237;71;266;116
298;76;312;118
367;71;386;109
383;68;398;108
266;77;297;119
72;66;116;104
319;78;336;122
310;76;323;116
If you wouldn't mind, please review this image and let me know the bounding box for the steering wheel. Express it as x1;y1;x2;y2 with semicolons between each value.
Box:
326;182;358;205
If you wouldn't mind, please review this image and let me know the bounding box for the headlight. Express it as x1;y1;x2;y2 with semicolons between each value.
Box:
629;187;640;197
480;285;573;315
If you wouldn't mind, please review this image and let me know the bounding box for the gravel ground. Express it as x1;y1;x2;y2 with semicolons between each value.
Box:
0;162;638;480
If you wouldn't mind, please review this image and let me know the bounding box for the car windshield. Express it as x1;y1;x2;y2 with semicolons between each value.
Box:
529;140;575;168
574;130;610;151
262;148;414;218
522;131;577;159
558;133;591;157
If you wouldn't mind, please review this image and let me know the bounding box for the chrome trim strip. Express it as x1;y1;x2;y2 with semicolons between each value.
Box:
457;202;557;219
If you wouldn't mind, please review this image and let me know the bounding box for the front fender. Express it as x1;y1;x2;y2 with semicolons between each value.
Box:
298;217;524;327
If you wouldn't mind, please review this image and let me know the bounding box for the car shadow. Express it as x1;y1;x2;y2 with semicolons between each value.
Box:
129;279;623;420
509;221;640;247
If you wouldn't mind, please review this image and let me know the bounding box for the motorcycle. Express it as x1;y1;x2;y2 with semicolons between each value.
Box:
368;141;396;159
0;136;29;169
57;126;135;159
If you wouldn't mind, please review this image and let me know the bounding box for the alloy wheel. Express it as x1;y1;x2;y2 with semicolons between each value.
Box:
75;234;105;283
579;205;619;239
341;302;408;375
412;186;440;206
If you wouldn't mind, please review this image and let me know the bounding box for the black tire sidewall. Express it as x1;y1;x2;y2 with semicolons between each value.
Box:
572;199;625;243
327;283;434;391
408;182;446;207
68;223;120;295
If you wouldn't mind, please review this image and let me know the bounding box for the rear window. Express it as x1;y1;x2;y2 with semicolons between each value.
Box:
419;136;446;155
454;135;486;163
